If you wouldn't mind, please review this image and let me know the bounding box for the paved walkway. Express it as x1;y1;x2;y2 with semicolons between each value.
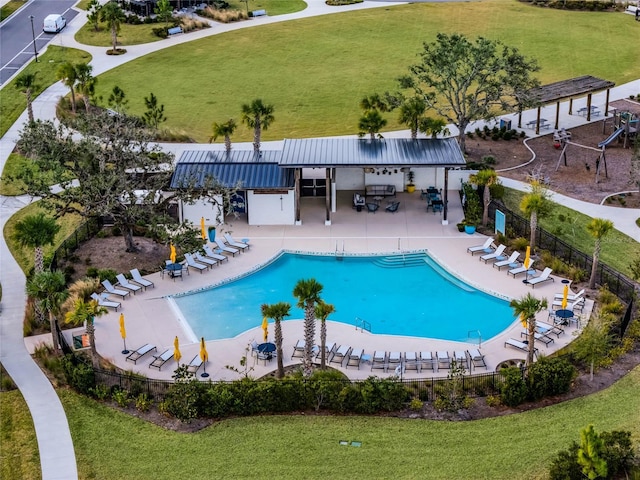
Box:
0;1;639;478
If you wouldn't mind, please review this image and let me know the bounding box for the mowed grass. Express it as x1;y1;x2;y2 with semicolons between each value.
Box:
0;0;25;21
227;0;307;16
93;1;640;142
75;23;162;47
0;46;92;138
0;390;40;480
502;189;640;277
60;367;640;479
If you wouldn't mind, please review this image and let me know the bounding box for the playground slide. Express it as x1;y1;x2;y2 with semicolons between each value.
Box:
598;127;625;148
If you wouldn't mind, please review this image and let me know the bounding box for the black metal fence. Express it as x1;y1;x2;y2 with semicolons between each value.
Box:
50;217;103;271
488;201;638;304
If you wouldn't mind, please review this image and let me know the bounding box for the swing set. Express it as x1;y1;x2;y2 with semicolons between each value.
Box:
554;129;608;184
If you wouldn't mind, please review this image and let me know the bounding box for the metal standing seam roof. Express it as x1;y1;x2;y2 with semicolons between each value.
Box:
170;150;294;189
278;138;467;167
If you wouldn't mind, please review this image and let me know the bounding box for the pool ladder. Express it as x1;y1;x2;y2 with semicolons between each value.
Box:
355;317;371;333
335;241;345;260
468;330;482;348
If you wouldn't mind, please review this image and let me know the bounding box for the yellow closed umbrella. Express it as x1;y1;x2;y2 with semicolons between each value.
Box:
561;284;569;310
173;336;182;366
261;317;269;342
170;244;177;264
523;246;531;269
119;313;129;354
200;217;206;240
199;337;209;378
520;313;528;329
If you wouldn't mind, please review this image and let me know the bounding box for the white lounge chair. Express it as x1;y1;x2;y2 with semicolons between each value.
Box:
291;339;305;359
419;351;435;371
387;351;401;373
116;273;142;294
314;342;336;363
330;345;351;367
404;352;419;372
346;348;364;369
527;267;554;288
508;262;535;278
521;330;555;346
371;350;387;371
437;351;450;370
552;298;585;312
126;343;156;364
194;252;219;267
184;252;208;273
149;349;174;370
130;268;154;289
203;244;229;263
467;349;487;370
504;338;538;357
90;292;121;311
214;238;239;257
554;288;586;302
453;350;469;370
536;322;564;338
102;279;130;299
224;233;249;252
493;251;520;270
467;238;494;255
480;244;507;264
187;354;203;373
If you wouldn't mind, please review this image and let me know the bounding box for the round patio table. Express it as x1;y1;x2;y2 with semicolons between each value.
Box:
554;309;574;326
166;263;183;279
257;342;276;365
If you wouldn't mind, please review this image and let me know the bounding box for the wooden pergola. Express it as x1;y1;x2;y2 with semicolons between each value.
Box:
521;75;615;134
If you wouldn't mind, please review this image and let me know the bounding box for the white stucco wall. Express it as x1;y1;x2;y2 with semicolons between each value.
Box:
335;168;365;190
247;190;295;225
180;196;224;227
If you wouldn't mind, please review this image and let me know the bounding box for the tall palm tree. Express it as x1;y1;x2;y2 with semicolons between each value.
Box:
419;117;449;138
75;63;96;113
15;72;39;123
398;96;426;139
57;62;78;113
261;302;291;378
519;180;552;252
469;169;498;227
241;99;275;152
509;292;548;366
100;1;126;53
293;278;323;377
210;118;237;153
358;110;387;140
26;271;68;350
315;300;335;370
65;298;108;364
13;213;60;273
586;218;614;289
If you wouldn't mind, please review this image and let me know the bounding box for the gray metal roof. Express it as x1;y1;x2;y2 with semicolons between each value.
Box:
279;138;467;167
170;151;294;189
176;150;281;164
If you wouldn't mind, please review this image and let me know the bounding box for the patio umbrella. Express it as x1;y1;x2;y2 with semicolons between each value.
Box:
119;313;129;354
523;246;531;269
200;217;206;240
173;336;182;366
561;284;569;309
261;316;268;342
520;313;528;329
170;244;176;264
199;337;209;377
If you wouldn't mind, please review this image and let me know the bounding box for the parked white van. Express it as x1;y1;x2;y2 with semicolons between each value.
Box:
43;14;66;33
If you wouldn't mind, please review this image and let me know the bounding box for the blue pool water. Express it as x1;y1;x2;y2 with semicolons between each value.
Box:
172;253;515;342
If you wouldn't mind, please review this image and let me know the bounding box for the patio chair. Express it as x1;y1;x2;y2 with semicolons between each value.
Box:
419;351;435;372
224;233;249;252
130;268;154;289
404;352;419;372
102;279;130;299
437;351;450;370
149;349;174;370
479;244;506;264
467;237;494;255
553;288;586;303
346;348;364;369
467;349;487;370
314;342;336;363
493;251;520;270
453;350;469;370
291;339;305;359
249;340;259;358
330;345;351;367
187;354;203;374
184;252;209;273
536;322;564;338
371;350;387;371
126;343;157;364
194;251;219;267
203;244;229;263
116;273;142;295
527;267;554;288
551;297;585;312
90;292;121;311
365;202;379;213
214;238;239;257
385;201;400;213
353;192;366;211
387;351;401;372
521;330;555;347
504;338;538;358
508;262;535;278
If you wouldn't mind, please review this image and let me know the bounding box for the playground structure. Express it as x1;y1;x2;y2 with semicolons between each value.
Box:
605;110;638;149
554;128;608;184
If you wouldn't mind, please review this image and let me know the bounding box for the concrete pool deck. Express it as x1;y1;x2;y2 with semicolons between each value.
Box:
26;190;592;381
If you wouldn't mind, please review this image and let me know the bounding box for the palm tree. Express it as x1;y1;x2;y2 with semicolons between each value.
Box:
15;72;39;123
100;1;126;53
586;218;614;289
210;118;237;153
314;300;335;370
469;169;498;227
13;213;60;273
261;302;291;378
293;278;323;377
398;96;426;139
75;63;96;113
65;298;108;364
509;292;548;366
358;110;387;140
57;62;78;113
26;271;68;350
241;99;275;152
519;180;552;252
419;117;449;138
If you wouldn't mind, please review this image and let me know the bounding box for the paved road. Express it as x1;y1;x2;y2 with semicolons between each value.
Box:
0;0;78;84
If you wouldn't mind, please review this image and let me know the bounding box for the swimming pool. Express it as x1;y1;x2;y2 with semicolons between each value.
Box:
172;252;515;342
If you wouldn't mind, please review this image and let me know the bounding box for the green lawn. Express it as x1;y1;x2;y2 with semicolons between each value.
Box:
0;0;25;21
93;1;640;142
52;366;640;479
0;389;40;480
0;47;92;138
227;0;307;16
74;22;163;47
502;189;640;277
0;153;38;196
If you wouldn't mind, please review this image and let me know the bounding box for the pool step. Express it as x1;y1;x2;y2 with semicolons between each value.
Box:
423;256;476;292
373;253;428;268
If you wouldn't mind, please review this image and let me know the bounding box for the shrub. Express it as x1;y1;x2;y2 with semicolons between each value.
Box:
152;27;168;38
309;369;348;411
61;355;95;394
527;356;576;400
163;366;204;422
485;394;500;407
135;393;153;412
481;155;496;165
89;383;109;400
549;441;582;480
112;388;130;408
409;398;423;411
511;236;529;252
499;367;527;407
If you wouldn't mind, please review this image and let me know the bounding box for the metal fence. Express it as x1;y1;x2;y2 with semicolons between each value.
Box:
50;217;103;270
488;201;638;304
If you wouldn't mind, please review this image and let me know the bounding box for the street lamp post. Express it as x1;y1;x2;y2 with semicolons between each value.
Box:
29;15;38;63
